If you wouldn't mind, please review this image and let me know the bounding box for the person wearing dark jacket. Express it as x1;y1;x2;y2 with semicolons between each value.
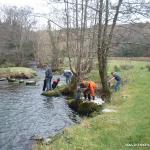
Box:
109;72;121;92
52;78;60;89
45;66;53;90
43;78;47;91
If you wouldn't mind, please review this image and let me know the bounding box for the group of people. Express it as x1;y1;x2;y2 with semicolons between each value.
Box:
42;66;121;101
43;67;73;92
76;72;121;101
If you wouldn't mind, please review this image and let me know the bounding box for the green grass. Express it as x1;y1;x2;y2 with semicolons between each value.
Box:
0;67;36;78
36;60;150;150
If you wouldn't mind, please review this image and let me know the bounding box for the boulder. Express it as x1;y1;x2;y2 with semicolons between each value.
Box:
68;99;103;116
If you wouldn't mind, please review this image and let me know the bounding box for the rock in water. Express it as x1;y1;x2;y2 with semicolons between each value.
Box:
7;78;16;82
0;78;7;81
68;99;103;116
26;81;36;86
30;135;44;142
19;79;24;83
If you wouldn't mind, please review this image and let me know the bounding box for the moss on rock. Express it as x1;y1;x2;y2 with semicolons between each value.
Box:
42;76;77;97
67;99;103;116
41;85;70;97
68;99;82;112
78;102;102;116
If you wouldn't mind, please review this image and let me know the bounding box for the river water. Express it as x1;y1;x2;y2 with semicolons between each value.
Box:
0;69;80;150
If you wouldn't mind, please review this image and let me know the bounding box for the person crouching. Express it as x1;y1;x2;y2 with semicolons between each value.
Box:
80;80;97;101
52;78;60;90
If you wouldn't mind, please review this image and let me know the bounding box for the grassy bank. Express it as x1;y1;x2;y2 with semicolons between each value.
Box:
36;60;150;150
0;67;36;78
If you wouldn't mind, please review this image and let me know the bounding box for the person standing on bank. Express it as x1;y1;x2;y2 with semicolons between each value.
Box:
45;65;53;90
108;72;121;92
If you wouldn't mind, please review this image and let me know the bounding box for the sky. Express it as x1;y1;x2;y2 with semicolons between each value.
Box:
0;0;52;29
0;0;149;29
0;0;49;13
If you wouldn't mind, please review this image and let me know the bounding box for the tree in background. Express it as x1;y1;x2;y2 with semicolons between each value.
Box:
0;6;36;66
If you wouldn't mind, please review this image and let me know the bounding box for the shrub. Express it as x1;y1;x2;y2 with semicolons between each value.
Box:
145;65;150;71
120;64;134;70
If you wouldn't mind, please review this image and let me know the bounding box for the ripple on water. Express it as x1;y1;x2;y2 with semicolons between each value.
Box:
0;74;80;150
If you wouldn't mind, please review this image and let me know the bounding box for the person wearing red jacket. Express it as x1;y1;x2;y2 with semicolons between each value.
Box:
52;78;60;89
80;80;97;100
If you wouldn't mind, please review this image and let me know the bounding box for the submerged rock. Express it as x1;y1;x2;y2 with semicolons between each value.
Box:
26;80;36;86
19;79;24;83
0;78;7;81
7;78;16;82
30;135;44;142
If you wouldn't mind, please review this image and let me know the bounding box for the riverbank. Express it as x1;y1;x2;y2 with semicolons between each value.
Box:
0;67;36;79
35;60;150;150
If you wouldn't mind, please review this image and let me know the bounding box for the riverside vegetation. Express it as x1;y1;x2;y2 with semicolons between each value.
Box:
0;67;36;79
35;59;150;150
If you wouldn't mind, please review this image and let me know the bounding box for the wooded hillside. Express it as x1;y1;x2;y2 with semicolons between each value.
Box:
0;5;149;67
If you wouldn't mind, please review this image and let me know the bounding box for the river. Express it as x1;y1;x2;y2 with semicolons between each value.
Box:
0;69;80;150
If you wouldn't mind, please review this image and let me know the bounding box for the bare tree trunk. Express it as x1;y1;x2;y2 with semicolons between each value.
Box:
97;0;123;102
48;20;59;71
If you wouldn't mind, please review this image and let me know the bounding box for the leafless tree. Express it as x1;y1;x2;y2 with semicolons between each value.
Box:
0;6;36;66
63;0;98;82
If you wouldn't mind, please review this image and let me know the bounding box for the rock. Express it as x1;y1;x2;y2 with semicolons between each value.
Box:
43;138;52;144
78;101;102;116
42;76;77;97
42;85;71;97
26;80;36;86
102;108;117;113
68;99;82;112
0;78;7;81
7;78;16;82
19;79;24;83
30;135;44;142
91;98;105;105
68;99;103;116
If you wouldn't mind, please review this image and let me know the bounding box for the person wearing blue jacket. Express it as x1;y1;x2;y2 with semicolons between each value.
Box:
45;66;53;90
109;72;121;92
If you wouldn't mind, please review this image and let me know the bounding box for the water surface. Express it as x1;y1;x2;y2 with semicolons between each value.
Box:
0;69;80;150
